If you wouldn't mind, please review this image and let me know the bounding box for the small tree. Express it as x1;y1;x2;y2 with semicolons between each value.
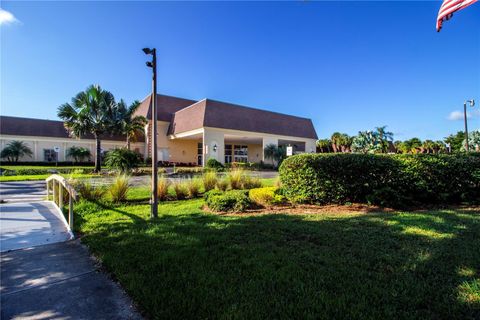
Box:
0;141;33;162
104;148;141;172
66;146;91;162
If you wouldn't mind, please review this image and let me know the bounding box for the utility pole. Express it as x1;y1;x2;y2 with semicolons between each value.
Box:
464;99;475;153
143;47;158;218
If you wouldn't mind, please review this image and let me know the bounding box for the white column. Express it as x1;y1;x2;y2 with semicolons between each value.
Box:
305;139;317;154
203;128;225;166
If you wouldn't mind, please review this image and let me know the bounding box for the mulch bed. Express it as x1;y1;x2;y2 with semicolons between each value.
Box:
204;203;480;216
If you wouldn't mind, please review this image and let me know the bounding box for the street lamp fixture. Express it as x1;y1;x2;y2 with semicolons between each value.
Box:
143;47;158;218
464;99;475;152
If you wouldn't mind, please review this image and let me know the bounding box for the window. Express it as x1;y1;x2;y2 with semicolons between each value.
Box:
225;144;233;163
44;149;57;162
233;145;248;163
197;143;203;166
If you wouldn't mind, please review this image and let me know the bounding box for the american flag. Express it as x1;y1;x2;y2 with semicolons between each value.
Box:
437;0;477;31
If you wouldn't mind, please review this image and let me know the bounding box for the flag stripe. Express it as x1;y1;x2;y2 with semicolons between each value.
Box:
437;0;477;31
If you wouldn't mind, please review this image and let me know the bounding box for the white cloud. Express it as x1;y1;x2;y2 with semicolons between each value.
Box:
447;109;480;121
0;9;20;26
447;111;465;121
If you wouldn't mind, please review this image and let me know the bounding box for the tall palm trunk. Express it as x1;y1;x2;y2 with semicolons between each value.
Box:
126;136;131;150
95;134;101;173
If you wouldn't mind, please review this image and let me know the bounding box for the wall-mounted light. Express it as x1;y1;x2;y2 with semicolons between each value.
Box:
213;144;218;152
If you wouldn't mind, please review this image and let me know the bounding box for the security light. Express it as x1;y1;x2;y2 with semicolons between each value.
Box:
142;47;153;55
146;61;153;68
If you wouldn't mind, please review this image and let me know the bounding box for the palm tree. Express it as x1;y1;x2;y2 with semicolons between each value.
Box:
0;141;33;162
115;100;148;150
66;146;91;162
375;126;394;153
316;139;332;153
330;132;342;153
331;132;352;153
264;144;286;168
58;85;117;172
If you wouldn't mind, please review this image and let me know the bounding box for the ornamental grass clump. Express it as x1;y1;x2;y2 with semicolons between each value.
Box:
216;177;229;191
173;180;189;200
186;178;202;198
157;176;170;201
242;176;262;189
228;169;245;190
109;174;130;203
202;171;218;192
74;180;106;201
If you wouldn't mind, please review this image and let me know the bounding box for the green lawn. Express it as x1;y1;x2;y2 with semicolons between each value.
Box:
74;197;480;319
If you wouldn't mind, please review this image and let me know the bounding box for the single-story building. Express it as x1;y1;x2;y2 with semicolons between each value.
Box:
0;94;318;165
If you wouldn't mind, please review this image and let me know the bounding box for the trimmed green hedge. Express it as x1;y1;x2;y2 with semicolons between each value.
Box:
279;153;480;207
204;189;252;212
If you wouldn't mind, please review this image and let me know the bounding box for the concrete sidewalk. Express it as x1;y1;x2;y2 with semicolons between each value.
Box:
1;240;142;320
0;201;72;252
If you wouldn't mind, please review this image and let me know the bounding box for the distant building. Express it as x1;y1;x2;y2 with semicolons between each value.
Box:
0;94;318;165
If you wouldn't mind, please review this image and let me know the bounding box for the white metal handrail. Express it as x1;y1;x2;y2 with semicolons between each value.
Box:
46;174;78;230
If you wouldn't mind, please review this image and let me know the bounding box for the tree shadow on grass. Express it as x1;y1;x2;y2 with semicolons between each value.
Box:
78;205;480;319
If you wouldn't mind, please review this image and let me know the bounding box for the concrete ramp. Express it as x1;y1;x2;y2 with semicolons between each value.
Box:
0;201;72;252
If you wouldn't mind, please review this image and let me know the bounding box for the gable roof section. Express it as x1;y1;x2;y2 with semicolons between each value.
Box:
168;100;207;135
168;99;318;140
135;94;197;122
0;116;142;142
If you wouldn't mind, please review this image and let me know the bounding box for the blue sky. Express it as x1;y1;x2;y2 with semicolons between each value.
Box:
1;1;479;140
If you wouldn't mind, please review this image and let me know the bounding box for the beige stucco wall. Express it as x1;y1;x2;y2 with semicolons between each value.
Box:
247;144;263;163
167;139;198;164
0;135;145;162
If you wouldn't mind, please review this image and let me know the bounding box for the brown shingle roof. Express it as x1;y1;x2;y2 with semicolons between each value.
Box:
167;99;318;139
0;116;143;142
134;94;197;122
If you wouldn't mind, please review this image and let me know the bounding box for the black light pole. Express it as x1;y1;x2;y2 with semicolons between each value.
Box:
143;47;158;218
464;99;475;153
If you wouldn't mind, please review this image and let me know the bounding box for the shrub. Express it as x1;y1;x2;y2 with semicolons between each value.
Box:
204;189;223;202
74;181;106;201
249;187;285;207
206;158;224;171
216;177;229;191
109;175;130;203
104;148;141;172
173;180;188;200
202;171;218;192
205;190;252;212
175;167;203;174
186;178;202;198
279;153;480;207
157;176;170;201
